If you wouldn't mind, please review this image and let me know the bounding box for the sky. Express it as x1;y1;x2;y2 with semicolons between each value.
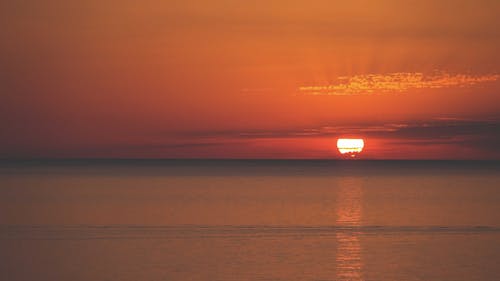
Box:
1;0;499;159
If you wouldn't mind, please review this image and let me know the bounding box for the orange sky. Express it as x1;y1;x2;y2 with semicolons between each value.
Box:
1;0;499;159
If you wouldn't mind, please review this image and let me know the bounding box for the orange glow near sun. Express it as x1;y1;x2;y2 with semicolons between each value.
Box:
337;139;365;157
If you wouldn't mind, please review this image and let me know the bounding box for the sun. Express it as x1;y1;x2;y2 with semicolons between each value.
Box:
337;138;365;158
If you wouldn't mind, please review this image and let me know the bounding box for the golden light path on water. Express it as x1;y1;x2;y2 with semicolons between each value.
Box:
336;177;363;281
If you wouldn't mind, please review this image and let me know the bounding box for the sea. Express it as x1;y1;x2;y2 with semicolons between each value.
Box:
0;160;499;281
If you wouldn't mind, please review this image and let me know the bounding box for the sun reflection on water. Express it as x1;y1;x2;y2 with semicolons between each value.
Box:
336;177;363;281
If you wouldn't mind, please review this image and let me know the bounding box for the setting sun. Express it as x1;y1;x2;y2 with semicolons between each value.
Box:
337;139;365;157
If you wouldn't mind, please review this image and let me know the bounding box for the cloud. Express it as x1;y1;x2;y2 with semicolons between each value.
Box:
123;117;500;159
299;71;500;96
170;117;500;155
169;117;499;140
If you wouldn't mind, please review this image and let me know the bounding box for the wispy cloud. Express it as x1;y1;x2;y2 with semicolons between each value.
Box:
168;117;499;140
299;71;500;96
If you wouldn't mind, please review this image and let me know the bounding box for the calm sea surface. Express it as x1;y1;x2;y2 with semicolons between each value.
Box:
0;160;499;281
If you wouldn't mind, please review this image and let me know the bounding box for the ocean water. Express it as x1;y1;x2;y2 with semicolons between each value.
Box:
0;160;499;281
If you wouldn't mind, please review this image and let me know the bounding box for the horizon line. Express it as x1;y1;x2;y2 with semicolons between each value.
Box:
1;158;499;162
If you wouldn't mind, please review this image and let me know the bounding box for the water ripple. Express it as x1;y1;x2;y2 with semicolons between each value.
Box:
0;225;499;240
